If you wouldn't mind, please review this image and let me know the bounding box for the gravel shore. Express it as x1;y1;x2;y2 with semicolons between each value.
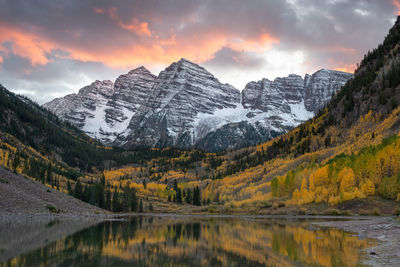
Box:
0;166;108;216
315;216;400;266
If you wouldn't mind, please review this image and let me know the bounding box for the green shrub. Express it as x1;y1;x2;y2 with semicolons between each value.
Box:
323;208;340;216
208;206;217;213
394;207;400;216
372;207;381;216
298;208;307;215
46;204;60;213
257;201;272;209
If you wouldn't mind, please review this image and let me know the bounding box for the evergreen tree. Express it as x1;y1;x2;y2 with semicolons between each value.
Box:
142;179;147;189
173;179;178;192
22;158;29;175
193;186;201;206
39;166;46;184
89;188;96;206
74;179;83;200
149;202;154;212
12;154;20;172
96;182;105;209
139;199;144;212
131;189;138;212
82;185;90;202
176;188;182;204
105;189;112;211
101;173;106;186
122;185;131;212
112;191;122;212
186;188;192;204
67;180;72;195
46;163;52;186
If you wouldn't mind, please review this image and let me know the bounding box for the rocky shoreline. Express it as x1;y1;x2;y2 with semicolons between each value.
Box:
315;216;400;266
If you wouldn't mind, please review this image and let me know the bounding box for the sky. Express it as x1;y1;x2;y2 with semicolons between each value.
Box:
0;0;399;104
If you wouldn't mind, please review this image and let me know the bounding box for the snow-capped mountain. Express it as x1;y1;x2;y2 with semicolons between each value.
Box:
43;58;353;151
304;69;354;113
43;80;114;131
121;59;240;148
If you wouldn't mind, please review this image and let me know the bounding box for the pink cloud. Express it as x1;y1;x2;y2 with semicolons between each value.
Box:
393;0;400;15
107;8;152;37
0;25;53;65
92;7;105;14
0;17;280;70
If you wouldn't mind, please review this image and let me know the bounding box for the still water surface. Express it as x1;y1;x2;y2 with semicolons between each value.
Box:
1;216;375;267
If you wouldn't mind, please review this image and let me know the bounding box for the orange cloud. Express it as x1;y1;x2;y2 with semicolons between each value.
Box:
229;33;279;53
333;64;356;73
159;33;177;46
93;7;105;14
393;0;400;15
0;17;279;71
0;25;54;65
107;8;151;37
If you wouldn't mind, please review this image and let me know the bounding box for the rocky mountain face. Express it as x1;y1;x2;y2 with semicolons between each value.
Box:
121;59;240;148
304;69;355;113
43;59;352;151
43;79;115;139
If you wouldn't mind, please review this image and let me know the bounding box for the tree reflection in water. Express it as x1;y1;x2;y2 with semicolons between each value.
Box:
1;216;376;267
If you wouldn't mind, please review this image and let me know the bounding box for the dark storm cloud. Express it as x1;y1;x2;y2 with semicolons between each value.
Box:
0;0;398;101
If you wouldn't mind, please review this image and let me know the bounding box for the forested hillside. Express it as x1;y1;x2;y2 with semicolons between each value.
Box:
1;18;400;215
95;16;400;214
0;85;201;212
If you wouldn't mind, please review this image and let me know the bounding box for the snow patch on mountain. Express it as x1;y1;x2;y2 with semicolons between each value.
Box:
43;58;353;151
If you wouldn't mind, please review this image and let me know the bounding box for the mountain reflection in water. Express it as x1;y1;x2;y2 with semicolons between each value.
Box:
1;216;375;267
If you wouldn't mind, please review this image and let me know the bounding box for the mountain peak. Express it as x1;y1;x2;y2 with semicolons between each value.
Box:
92;79;113;86
128;66;152;75
176;58;202;68
77;79;114;98
178;57;193;63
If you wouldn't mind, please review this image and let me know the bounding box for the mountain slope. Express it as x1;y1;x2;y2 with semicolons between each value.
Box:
44;59;352;151
0;85;104;171
1;17;400;216
0;166;106;215
93;16;400;214
0;83;201;213
197;16;400;208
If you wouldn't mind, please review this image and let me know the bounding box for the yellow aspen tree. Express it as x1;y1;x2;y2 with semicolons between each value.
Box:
361;179;375;196
313;166;329;187
300;177;308;192
315;186;329;203
339;167;355;193
309;174;315;191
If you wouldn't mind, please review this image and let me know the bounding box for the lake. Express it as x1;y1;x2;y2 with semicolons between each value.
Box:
0;215;376;267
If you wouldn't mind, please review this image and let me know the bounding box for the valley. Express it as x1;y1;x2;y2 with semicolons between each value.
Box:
2;18;400;217
1;3;400;265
